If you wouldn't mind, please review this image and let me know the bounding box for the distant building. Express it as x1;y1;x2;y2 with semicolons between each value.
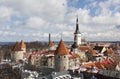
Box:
11;40;26;62
29;39;80;71
48;34;56;50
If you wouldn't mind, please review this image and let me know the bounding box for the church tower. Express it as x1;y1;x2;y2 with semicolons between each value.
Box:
72;17;81;48
54;39;69;72
48;34;56;50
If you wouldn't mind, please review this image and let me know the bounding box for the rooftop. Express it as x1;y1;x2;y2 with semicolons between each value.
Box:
55;39;69;55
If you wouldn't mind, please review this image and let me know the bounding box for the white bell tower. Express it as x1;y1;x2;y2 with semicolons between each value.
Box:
74;17;81;46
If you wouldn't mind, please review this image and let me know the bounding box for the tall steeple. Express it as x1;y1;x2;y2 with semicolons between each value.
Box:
48;33;56;50
74;16;80;34
72;16;81;49
49;33;51;43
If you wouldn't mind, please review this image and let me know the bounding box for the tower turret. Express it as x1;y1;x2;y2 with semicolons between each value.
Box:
54;39;69;72
11;40;26;62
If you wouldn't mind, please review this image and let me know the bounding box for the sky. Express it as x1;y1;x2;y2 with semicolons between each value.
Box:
0;0;120;42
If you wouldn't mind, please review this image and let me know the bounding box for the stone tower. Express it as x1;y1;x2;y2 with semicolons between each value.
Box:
20;40;26;52
54;39;69;72
11;40;26;62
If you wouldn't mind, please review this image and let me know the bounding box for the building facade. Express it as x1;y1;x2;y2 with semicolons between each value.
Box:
11;40;26;62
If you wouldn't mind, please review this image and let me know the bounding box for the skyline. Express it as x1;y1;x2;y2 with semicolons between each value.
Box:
0;0;120;42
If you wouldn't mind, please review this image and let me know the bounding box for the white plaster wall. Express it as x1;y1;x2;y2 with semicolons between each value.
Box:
48;57;54;68
14;51;24;62
74;34;81;45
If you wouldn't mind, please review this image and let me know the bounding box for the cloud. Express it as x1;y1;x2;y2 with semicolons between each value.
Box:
0;0;67;23
0;6;15;23
0;0;120;41
25;17;49;29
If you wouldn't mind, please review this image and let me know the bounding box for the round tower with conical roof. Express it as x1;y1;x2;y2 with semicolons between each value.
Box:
54;39;69;72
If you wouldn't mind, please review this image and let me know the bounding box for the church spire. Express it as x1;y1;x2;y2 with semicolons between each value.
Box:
74;16;80;34
49;33;51;43
72;16;81;49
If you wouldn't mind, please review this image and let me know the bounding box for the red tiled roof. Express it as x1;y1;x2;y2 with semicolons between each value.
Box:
55;39;69;55
81;62;95;68
12;40;26;51
95;62;105;69
20;40;26;48
12;42;22;51
48;41;55;47
69;52;80;59
101;58;115;68
90;50;97;56
79;46;91;51
82;61;105;69
106;49;114;54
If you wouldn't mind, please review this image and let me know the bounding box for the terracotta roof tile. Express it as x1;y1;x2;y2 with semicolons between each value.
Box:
20;40;26;48
79;46;91;51
101;58;115;68
91;50;97;56
82;62;95;67
48;41;55;47
95;62;105;69
81;58;115;69
12;40;26;51
55;39;69;55
106;49;114;54
69;52;80;59
12;42;22;51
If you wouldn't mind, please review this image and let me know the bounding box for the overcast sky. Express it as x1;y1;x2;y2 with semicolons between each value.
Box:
0;0;120;42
